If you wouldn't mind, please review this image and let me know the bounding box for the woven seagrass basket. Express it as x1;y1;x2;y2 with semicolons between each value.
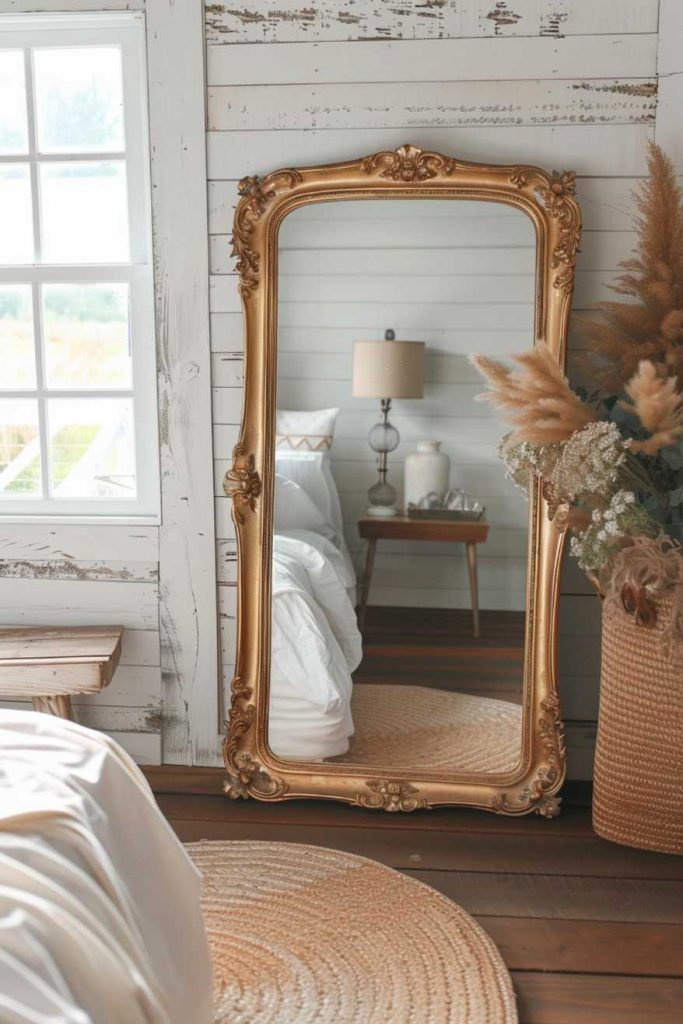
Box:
593;590;683;855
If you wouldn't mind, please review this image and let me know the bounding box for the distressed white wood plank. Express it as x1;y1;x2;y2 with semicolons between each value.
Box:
655;73;683;165
0;700;161;733
106;731;161;764
204;1;659;46
216;539;238;584
211;353;244;387
212;387;244;424
207;124;653;180
210;311;244;353
0;580;159;630
6;0;143;9
208;176;642;235
207;34;658;86
77;665;162;708
209;79;657;132
214;499;236;541
0;558;158;583
212;422;240;459
120;629;161;667
146;0;220;766
657;0;683;77
0;524;159;562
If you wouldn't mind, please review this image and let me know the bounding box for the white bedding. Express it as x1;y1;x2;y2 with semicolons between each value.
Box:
0;711;213;1024
270;530;362;760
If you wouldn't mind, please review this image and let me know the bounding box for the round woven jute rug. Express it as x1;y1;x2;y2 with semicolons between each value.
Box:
334;685;523;774
187;840;517;1024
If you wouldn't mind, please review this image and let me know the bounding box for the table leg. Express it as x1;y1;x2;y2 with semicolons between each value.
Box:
358;538;377;631
465;542;480;639
32;695;74;720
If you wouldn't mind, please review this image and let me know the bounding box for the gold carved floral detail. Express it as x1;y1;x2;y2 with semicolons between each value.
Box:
361;144;456;182
510;167;581;295
231;170;302;296
223;443;261;524
356;779;428;813
224;673;287;801
224;751;288;801
491;692;565;818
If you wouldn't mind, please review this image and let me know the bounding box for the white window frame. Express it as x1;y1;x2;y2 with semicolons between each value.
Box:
0;12;159;521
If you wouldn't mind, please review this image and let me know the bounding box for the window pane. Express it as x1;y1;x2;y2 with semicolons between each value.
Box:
0;285;35;388
48;398;135;498
43;283;131;389
0;399;41;496
33;46;125;155
0;165;33;264
39;161;129;263
0;51;28;154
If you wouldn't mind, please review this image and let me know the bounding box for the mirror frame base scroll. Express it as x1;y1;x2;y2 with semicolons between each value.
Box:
222;143;581;816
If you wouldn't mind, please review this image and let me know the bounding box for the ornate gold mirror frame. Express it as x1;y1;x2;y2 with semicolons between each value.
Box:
223;145;581;817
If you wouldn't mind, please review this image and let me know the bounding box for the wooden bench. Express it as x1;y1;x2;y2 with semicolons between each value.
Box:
0;626;124;720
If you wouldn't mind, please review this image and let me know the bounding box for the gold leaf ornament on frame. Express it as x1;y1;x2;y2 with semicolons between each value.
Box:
356;779;428;813
361;144;456;182
223;443;261;524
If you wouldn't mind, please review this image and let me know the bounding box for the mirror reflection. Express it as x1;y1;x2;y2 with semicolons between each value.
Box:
270;199;536;775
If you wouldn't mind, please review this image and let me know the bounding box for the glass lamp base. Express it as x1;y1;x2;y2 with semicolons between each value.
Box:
366;504;398;517
367;478;397;517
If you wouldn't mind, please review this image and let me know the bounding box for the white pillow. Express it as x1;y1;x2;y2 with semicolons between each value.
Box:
276;408;340;452
274;474;335;538
275;449;344;538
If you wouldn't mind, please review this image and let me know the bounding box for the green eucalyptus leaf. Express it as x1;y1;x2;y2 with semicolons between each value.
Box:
669;484;683;507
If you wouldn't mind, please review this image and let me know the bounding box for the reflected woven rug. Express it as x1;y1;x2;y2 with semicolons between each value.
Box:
187;840;517;1024
335;684;523;774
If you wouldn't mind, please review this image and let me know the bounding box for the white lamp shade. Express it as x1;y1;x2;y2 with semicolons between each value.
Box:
352;339;425;399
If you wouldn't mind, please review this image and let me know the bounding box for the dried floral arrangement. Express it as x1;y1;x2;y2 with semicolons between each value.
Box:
471;144;683;639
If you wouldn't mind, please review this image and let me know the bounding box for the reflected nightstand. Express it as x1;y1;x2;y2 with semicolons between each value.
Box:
357;516;489;638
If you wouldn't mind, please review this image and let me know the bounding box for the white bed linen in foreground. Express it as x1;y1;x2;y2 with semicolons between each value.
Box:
0;710;213;1024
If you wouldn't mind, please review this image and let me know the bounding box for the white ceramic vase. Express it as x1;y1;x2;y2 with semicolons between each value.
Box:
404;441;451;511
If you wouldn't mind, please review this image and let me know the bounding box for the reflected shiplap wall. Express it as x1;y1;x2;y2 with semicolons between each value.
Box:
207;0;681;779
276;200;536;612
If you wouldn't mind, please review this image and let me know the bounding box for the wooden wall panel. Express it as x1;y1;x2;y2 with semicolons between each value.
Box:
204;1;658;46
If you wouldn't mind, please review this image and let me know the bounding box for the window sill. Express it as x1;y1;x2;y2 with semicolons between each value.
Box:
0;513;161;526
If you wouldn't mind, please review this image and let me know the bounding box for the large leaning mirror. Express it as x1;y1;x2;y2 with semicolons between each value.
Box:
224;146;581;816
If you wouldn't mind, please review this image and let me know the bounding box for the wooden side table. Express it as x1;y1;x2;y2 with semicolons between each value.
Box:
357;516;490;638
0;625;123;720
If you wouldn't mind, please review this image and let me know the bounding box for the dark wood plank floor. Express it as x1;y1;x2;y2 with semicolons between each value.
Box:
152;776;683;1024
356;606;525;700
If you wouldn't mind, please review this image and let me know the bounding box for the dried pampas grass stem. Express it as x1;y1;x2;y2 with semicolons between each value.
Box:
471;344;597;444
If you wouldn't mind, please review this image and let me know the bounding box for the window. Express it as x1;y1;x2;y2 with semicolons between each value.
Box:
0;13;158;519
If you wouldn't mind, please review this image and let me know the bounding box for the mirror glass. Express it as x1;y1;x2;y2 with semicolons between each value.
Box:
270;198;536;775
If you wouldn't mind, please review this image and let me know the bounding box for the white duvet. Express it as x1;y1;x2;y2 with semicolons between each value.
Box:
0;711;213;1024
270;530;362;760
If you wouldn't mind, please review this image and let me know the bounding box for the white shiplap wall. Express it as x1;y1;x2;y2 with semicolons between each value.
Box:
2;1;680;778
206;0;672;779
275;200;535;612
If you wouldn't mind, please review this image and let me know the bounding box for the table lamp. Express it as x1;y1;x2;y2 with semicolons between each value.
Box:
352;330;425;516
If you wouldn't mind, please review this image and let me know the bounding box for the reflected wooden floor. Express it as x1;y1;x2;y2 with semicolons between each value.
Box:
151;778;683;1024
355;606;525;703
